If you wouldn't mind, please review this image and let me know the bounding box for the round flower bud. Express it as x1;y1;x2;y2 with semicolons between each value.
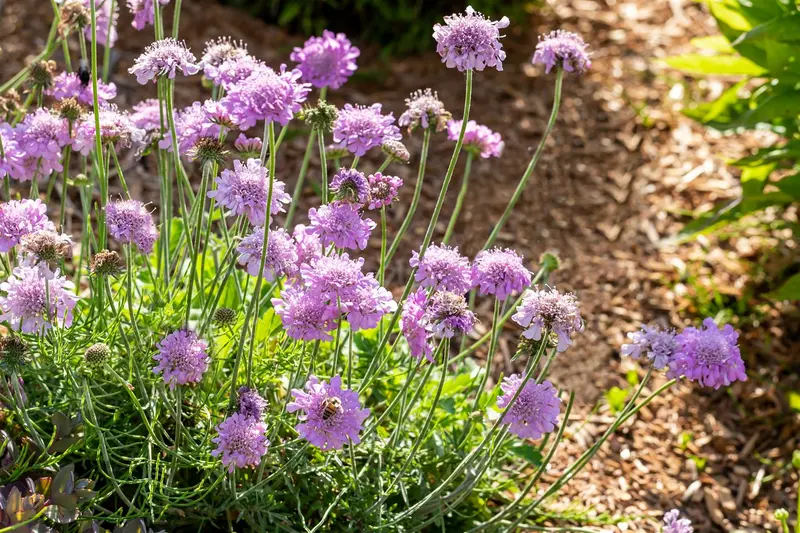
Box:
90;250;124;277
303;100;338;133
84;343;111;366
0;336;28;371
189;137;229;167
539;251;561;273
213;307;237;327
775;509;789;522
55;97;85;122
29;60;57;90
69;173;92;187
381;140;410;164
792;450;800;470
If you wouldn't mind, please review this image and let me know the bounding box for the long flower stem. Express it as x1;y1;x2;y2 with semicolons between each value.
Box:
442;151;473;244
285;132;315;228
317;129;329;203
183;163;210;325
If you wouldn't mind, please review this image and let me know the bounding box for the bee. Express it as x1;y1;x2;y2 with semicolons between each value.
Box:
77;60;91;88
321;397;342;421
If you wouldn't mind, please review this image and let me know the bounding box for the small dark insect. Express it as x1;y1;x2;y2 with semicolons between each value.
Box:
78;60;91;87
321;397;342;421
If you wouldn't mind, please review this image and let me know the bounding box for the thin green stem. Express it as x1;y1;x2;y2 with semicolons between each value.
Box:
443;152;473;244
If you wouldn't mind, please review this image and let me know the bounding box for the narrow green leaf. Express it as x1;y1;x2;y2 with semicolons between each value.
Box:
664;54;767;76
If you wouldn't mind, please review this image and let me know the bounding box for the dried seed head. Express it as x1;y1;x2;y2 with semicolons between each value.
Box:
29;60;58;90
84;343;111;366
381;140;410;164
188;136;229;167
20;231;73;264
0;89;21;115
303;100;338;133
213;307;237;327
55;97;85;122
58;0;91;35
0;336;28;370
90;250;124;276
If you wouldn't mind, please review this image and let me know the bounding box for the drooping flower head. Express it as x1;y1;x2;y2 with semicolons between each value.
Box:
221;65;310;129
345;281;397;331
330;168;369;204
433;6;509;72
427;291;476;338
300;253;367;304
157;101;219;155
237;227;298;281
237;386;268;419
332;103;401;157
81;0;119;48
47;71;117;106
667;318;746;389
662;510;693;533
532;30;591;74
399;89;451;133
410;243;472;294
0;199;56;252
621;324;677;370
208;158;290;226
0;264;78;333
381;140;410;164
72;105;146;155
211;413;269;473
290;30;360;90
401;288;434;362
272;285;338;341
366;172;402;210
200;37;250;83
105;199;159;253
497;376;560;440
471;248;531;300
129;38;200;84
292;224;322;269
153;330;209;390
127;0;169;30
287;375;370;451
446;119;504;159
307;202;376;251
233;133;262;158
512;286;583;352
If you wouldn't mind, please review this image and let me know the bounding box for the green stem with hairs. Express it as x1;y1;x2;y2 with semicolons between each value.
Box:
442;151;473;244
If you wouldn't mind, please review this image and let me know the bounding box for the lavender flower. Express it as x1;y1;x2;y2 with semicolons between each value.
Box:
667;318;746;389
157;101;219;155
237;386;268;419
0;125;25;181
330;168;369;204
345;281;397;331
130;98;162;133
234;134;262;157
471;248;531;300
399;89;451;133
497;376;560;440
47;72;117;106
208;54;263;90
208;158;290;225
272;285;338;341
290;31;360;89
401;288;434;362
221;65;310;129
512;286;583;352
211;413;269;472
237;227;298;281
307;202;376;251
433;6;509;72
105;199;159;254
621;324;677;370
662;510;693;533
300;253;367;304
129;38;200;84
446;120;504;159
0;199;56;252
332;103;401;157
292;224;322;269
366;172;402;210
287;375;370;451
0;264;78;333
14;109;71;177
72;106;146;155
426;291;476;338
200;37;249;82
410;243;472;294
381;140;410;164
126;0;169;30
153;330;209;390
532;30;591;75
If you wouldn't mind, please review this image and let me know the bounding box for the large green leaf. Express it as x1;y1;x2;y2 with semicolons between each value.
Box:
774;172;800;200
664;54;767;76
731;13;800;46
690;35;735;53
741;163;777;197
766;273;800;301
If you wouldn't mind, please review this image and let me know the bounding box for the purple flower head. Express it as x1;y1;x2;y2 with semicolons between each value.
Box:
401;288;434;362
234;133;262;157
208;158;290;226
667;318;746;389
426;291;476;338
105;199;159;253
47;72;117;106
0;125;26;181
72;105;145;155
287;375;370;451
272;284;338;341
202;99;234;129
307;202;376;251
512;286;583;352
129;38;200;84
497;376;560;440
662;510;693;533
410;243;472;294
0;264;78;333
0;199;56;252
237;386;268;419
300;253;367;304
399;89;451;133
127;0;169;30
157;101;219;155
332;103;401;157
209;54;264;90
345;280;397;331
471;248;531;301
446;120;504;159
81;0;119;48
366;172;402;210
330;168;369;204
433;6;509;72
292;224;322;269
153;330;209;390
200;37;250;83
237;227;298;281
211;413;269;473
532;30;591;75
290;31;360;90
130;98;162;133
621;324;677;370
221;65;310;129
15;109;71;175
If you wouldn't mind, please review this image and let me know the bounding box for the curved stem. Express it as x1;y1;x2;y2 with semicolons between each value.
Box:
442;151;474;244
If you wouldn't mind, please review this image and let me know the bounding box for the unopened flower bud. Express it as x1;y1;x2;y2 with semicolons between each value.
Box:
381;140;410;164
84;343;111;366
775;509;789;522
539;251;561;273
29;60;57;90
213;307;237;327
303;100;338;133
69;173;91;187
56;97;85;122
90;250;124;277
0;336;28;371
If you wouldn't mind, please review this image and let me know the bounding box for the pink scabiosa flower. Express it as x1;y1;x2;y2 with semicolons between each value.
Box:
290;30;360;90
292;224;322;269
0;264;78;333
272;285;338;341
14;108;71;177
410;243;472;294
300;253;367;304
332;103;401;157
621;324;677;370
200;37;250;84
0;199;56;252
157;101;219;155
330;168;369;204
399;89;451;133
237;227;298;281
105;199;159;253
126;0;169;30
0;125;26;181
211;413;269;473
208;158;290;226
345;282;397;331
153;330;209;390
209;54;264;90
532;30;591;75
426;291;476;338
221;65;310;129
233;133;262;157
512;286;583;352
433;6;509;72
81;0;119;48
497;376;560;440
129;38;200;84
366;172;402;210
471;248;531;301
287;375;370;451
307;202;376;251
667;318;746;389
662;510;693;533
446;120;504;159
72;105;146;155
47;72;117;106
130;98;162;134
401;288;434;362
237;386;268;419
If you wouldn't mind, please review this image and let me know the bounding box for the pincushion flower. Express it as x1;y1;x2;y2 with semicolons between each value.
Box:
399;89;451;133
211;413;269;472
345;282;397;331
381;140;411;164
0;125;26;181
0;199;56;252
105;199;159;254
427;291;476;338
446;120;504;159
237;227;298;281
497;376;560;440
47;72;117;106
130;98;162;134
366;172;402;210
81;0;118;48
410;243;472;294
272;285;338;341
14;109;71;175
332;103;401;157
287;375;370;451
401;288;434;362
300;253;367;304
157;101;219;155
129;38;200;84
433;6;509;72
512;286;583;352
237;387;268;419
667;318;746;389
330;168;369;204
292;224;322;269
20;230;73;265
208;158;290;225
471;248;531;300
532;30;591;74
0;264;78;333
208;54;264;90
308;202;376;251
127;0;169;30
153;330;209;390
290;30;360;89
662;510;693;533
72;106;146;155
200;37;250;83
221;65;310;129
621;324;677;370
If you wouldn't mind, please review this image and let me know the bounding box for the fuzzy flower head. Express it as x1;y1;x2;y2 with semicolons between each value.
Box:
208;158;290;225
399;89;451;133
621;324;677;370
47;72;117;106
233;134;262;158
157;101;219;155
20;231;73;265
0;199;56;252
291;30;360;89
272;285;338;341
667;318;746;389
433;6;509;72
127;0;169;30
287;375;370;451
381;140;411;164
332;103;401;157
497;376;560;440
105;199;159;253
401;288;434;362
208;54;264;90
330;168;369;204
308;202;376;251
130;98;162;134
153;330;209;390
447;119;504;159
300;253;367;304
238;387;268;419
410;243;472;294
366;172;402;210
427;291;476;338
222;65;310;129
129;38;200;84
211;413;269;472
237;227;298;281
15;109;71;174
662;510;693;533
0;125;25;181
512;286;583;352
471;248;531;301
292;224;322;269
200;37;249;82
345;282;397;332
0;264;78;333
532;30;591;75
72;105;145;155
